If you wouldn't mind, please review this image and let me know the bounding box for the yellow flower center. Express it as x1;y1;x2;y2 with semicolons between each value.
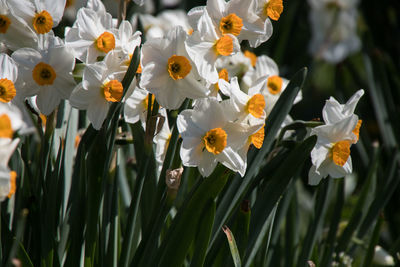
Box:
32;62;57;86
203;128;227;155
167;55;192;80
245;94;265;118
142;94;155;109
244;50;257;67
249;126;265;149
331;140;351;166
263;0;283;21
214;35;234;56
0;114;13;138
95;32;116;53
102;80;123;102
0;15;11;33
267;75;283;95
219;13;243;36
7;171;17;198
32;10;53;34
352;120;362;143
214;68;229;92
0;78;16;103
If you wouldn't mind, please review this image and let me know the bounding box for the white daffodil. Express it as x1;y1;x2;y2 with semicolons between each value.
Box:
188;0;273;48
140;26;208;109
215;51;254;81
0;53;17;103
186;9;240;84
7;0;66;36
139;10;192;39
242;55;302;113
220;77;267;123
308;115;358;186
65;5;117;63
0;102;25;139
0;0;39;50
0;137;19;201
177;98;252;177
308;0;361;63
322;89;364;142
12;36;76;115
69;52;128;130
124;86;153;126
116;21;142;56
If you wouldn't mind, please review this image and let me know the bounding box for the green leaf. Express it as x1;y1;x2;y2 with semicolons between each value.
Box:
190;199;216;267
243;135;317;267
222;226;241;267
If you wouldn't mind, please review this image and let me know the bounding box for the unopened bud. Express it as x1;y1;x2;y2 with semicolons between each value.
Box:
373;245;395;266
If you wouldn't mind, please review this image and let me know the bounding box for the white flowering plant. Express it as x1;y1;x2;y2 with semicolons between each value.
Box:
0;0;399;266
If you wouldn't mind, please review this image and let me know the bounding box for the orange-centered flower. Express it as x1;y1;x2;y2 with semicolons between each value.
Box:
0;114;13;138
214;68;229;92
214;35;234;56
245;94;265;118
7;171;17;198
0;15;11;33
203;128;227;155
263;0;283;21
167;55;192;80
32;10;53;34
331;140;351;166
32;62;57;86
267;75;283;95
102;80;123;102
0;78;16;102
95;32;116;53
249;126;265;149
219;13;243;36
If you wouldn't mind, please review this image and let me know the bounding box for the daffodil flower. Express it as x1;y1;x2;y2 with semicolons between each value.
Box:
308;0;361;63
11;36;76;115
69;52;128;130
188;0;273;48
177;98;252;177
7;0;66;35
308;115;358;185
215;51;254;82
0;0;39;50
186;9;240;84
65;5;117;63
140;26;208;109
0;53;17;103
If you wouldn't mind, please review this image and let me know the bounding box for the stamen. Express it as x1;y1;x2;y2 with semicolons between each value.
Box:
0;78;16;102
32;10;53;34
32;62;57;86
102;80;123;102
219;13;243;36
203;128;227;155
0;15;11;33
167;55;192;80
